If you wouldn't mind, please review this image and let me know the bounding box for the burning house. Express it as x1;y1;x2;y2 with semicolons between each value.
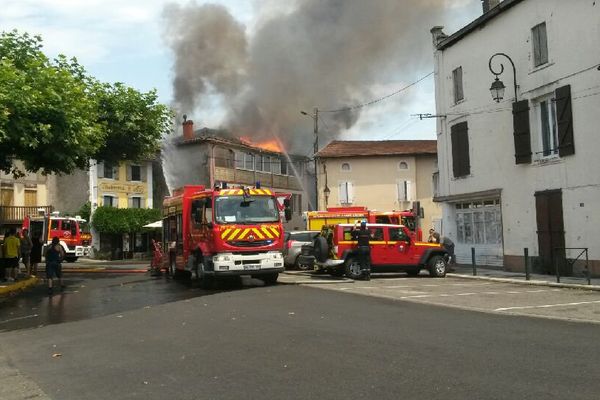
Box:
163;118;311;231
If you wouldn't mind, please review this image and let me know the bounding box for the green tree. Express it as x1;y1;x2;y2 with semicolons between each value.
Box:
91;207;161;234
0;30;172;176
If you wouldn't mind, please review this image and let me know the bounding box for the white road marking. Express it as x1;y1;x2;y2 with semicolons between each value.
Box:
495;300;600;312
0;314;39;324
456;293;477;296
382;285;412;289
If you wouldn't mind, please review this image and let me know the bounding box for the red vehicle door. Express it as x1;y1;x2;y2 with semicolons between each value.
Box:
385;227;413;266
367;226;386;266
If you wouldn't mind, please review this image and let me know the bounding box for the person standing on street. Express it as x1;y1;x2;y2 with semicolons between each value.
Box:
441;236;456;272
30;233;43;276
428;228;441;244
351;221;372;281
4;228;21;281
20;228;33;276
45;236;65;295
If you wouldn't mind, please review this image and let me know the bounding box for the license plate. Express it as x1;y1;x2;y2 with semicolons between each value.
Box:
244;264;260;270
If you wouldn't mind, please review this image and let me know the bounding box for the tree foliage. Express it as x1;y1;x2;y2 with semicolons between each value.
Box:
0;30;172;176
91;206;161;234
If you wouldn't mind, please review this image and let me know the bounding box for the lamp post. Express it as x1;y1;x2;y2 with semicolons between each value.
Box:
323;185;331;208
488;52;517;103
300;107;319;210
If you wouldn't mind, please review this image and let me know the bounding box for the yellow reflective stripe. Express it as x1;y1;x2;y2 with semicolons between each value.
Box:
270;227;280;237
228;228;241;241
221;228;232;239
261;227;274;239
252;228;265;239
238;228;250;240
256;189;265;195
263;189;272;195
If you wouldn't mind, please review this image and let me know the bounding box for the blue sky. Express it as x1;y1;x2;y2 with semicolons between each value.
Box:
1;0;481;143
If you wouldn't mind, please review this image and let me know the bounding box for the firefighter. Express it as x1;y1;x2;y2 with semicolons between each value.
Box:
351;221;372;281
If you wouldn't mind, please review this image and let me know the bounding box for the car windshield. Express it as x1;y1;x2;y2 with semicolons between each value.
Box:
79;221;90;233
215;195;280;224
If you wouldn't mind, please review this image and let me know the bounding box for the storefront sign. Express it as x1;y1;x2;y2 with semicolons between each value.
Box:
99;182;146;194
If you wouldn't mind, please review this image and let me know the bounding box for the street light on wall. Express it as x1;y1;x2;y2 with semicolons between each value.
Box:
488;52;517;103
300;107;319;210
323;185;331;208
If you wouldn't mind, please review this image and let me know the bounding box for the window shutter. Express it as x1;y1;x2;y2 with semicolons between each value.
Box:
97;162;104;178
339;182;348;203
406;180;413;201
539;23;548;65
126;164;132;181
397;181;407;201
128;197;133;208
141;197;145;209
347;182;354;204
512;100;532;164
555;85;575;157
451;122;470;177
113;165;119;179
141;165;147;182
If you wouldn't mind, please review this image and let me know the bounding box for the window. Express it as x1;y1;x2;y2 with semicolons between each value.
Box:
397;180;413;202
24;189;37;207
272;157;281;175
536;94;558;158
398;161;408;170
281;159;288;175
292;193;302;215
532;22;548;67
245;153;254;170
50;219;59;230
130;165;141;181
339;182;353;204
1;184;14;206
389;227;410;242
103;195;117;207
129;196;142;208
450;121;470;178
104;164;116;179
455;200;502;245
341;163;351;171
262;155;271;173
235;151;245;169
452;66;464;103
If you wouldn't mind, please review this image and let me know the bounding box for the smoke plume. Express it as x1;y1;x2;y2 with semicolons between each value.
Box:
163;0;468;154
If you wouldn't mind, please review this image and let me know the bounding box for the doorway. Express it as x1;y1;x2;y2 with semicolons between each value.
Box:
535;190;566;275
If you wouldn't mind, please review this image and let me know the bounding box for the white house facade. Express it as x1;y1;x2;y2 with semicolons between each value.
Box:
431;0;600;275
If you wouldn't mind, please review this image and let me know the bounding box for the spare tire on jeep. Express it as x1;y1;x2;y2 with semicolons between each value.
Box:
313;236;329;263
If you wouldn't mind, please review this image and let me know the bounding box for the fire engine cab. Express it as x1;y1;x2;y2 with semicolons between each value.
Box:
162;185;291;287
23;211;92;262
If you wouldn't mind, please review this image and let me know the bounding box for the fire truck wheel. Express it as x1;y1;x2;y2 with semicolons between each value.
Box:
344;258;363;280
295;256;311;271
313;237;329;263
261;273;278;286
428;255;447;278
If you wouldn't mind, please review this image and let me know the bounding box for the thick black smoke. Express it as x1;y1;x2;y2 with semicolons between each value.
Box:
163;0;470;154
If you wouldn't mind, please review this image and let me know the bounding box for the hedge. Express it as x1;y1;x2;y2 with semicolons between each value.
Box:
91;206;161;234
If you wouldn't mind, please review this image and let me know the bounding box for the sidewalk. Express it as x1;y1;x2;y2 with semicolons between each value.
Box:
449;264;600;291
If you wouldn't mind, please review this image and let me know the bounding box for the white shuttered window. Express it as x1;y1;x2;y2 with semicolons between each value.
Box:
339;182;353;204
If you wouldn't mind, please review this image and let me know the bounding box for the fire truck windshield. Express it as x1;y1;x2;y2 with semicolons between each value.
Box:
215;196;279;224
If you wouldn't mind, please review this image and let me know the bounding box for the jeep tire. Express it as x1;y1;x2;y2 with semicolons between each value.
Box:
313;236;329;263
344;258;364;280
428;255;447;278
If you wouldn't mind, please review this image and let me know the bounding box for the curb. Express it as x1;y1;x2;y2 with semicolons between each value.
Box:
448;272;600;291
0;276;39;297
61;268;148;274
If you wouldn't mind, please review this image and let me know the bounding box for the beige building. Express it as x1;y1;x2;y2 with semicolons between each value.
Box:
315;140;441;233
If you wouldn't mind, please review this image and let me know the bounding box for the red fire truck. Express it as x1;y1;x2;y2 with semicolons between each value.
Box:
23;212;92;262
306;206;423;241
162;185;291;286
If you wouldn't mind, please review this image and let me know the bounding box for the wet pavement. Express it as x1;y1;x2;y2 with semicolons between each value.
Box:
0;273;251;332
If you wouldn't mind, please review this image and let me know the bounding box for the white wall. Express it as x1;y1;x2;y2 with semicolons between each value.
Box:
434;1;600;262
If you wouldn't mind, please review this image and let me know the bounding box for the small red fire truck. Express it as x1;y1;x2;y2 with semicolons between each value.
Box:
23;212;92;262
306;206;422;241
162;185;291;286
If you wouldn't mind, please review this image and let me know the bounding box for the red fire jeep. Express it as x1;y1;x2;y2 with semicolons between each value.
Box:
313;223;448;279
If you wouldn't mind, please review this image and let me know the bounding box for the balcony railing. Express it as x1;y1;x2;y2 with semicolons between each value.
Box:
0;206;54;225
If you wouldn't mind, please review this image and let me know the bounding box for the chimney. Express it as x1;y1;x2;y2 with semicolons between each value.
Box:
430;26;448;47
182;118;194;140
482;0;501;13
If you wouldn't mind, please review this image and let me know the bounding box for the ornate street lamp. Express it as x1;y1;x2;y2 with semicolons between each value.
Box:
488;52;517;103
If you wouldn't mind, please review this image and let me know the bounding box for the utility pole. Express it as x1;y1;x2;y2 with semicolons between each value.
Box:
313;107;319;211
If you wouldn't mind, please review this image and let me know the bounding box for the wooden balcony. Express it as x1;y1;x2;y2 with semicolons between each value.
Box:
0;206;54;225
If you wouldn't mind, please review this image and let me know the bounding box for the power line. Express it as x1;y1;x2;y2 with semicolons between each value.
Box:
320;72;434;114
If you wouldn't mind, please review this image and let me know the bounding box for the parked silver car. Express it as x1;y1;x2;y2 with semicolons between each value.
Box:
283;231;320;269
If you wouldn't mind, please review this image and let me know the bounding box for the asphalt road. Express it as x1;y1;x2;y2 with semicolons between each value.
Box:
1;274;600;400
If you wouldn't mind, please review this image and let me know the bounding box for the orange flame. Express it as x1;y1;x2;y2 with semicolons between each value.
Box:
239;136;284;153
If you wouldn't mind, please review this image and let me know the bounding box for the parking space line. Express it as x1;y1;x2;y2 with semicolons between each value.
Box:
495;300;600;312
456;293;477;296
